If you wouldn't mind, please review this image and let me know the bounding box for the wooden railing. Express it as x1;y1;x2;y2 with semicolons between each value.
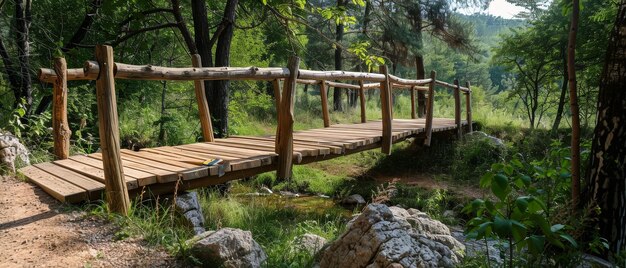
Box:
39;45;473;214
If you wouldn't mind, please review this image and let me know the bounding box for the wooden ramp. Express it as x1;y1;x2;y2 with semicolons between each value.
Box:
18;118;466;203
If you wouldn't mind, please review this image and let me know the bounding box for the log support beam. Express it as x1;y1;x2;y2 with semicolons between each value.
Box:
465;81;473;133
358;80;367;123
276;56;300;180
424;71;436;146
453;79;462;139
320;80;330;127
379;65;392;155
95;45;130;215
191;54;214;142
52;57;71;160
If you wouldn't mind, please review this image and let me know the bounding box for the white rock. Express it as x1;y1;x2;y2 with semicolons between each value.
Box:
318;204;463;268
293;233;327;255
188;228;267;268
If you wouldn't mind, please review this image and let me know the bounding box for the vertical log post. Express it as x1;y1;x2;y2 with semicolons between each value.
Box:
424;71;436;146
379;65;393;155
272;79;282;150
465;81;473;133
276;56;300;180
453;79;462;139
410;86;417;119
95;45;130;215
191;54;214;142
320;80;330;127
52;57;71;159
358;80;367;123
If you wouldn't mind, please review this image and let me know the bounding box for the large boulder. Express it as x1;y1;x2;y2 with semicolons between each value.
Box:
319;204;464;268
188;228;267;268
0;132;29;174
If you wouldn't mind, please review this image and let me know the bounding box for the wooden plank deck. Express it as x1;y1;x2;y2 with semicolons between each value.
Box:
18;118;466;203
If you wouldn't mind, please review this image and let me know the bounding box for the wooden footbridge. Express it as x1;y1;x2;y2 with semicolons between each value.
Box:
19;45;472;215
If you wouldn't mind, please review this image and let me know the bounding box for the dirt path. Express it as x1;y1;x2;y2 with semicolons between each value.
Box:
0;176;181;267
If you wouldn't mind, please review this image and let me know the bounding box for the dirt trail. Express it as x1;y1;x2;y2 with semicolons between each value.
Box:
0;176;180;267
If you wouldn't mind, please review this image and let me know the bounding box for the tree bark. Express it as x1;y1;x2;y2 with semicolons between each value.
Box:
209;0;238;137
586;0;626;256
333;0;345;111
552;48;568;132
171;0;198;55
191;0;217;139
15;0;32;113
567;0;581;207
61;0;102;52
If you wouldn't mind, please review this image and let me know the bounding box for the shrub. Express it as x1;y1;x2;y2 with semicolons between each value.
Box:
452;132;507;181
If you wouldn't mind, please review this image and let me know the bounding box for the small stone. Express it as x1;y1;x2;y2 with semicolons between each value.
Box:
340;194;366;205
443;210;456;218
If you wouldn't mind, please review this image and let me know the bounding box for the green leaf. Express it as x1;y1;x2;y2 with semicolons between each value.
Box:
511;220;527;242
527;235;546;254
550;224;565;233
491;174;510;201
493;216;512;238
480;172;494;188
560;234;578;248
515;196;529;212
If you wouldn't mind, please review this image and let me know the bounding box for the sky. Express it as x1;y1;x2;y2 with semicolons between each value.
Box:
459;0;527;19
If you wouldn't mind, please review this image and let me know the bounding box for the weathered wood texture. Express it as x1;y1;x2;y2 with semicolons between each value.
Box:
191;54;214;142
379;66;393;155
424;71;437;146
276;56;300;180
320;80;330;127
94;45;130;215
358;80;367;123
53;57;71;160
410;87;417;119
453;79;462;139
465;81;473;132
83;61;290;81
19;118;467;204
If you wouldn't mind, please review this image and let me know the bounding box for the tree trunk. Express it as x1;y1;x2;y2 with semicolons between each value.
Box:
15;0;33;113
209;0;238;137
567;0;581;207
158;81;167;144
552;48;568;133
333;0;345;111
61;0;102;52
586;0;626;256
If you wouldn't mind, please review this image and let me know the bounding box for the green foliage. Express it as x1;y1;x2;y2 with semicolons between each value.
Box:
198;189;347;267
452;133;507;181
464;142;581;266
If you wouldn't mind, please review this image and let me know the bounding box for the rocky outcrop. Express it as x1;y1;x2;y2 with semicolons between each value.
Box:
0;132;29;174
188;228;267;268
293;233;326;255
319;204;463;268
170;191;205;235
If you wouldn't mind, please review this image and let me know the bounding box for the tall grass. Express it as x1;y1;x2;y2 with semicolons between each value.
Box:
197;189;348;267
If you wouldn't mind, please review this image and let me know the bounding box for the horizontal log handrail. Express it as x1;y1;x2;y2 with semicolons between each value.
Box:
39;68;91;82
298;69;386;82
435;80;470;92
388;74;432;86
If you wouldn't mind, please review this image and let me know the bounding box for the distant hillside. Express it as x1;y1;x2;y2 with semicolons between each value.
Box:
459;14;527;48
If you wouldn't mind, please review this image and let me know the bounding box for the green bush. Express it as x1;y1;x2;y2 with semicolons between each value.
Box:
452;132;507;181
